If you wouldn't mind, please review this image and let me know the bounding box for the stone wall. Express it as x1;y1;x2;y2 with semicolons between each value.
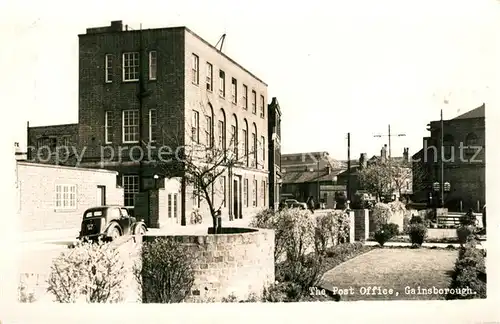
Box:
354;209;369;241
142;227;275;302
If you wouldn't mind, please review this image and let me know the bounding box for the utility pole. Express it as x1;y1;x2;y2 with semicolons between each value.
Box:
347;133;351;202
440;109;444;207
374;124;406;159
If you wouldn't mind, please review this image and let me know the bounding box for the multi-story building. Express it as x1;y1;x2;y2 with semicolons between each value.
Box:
267;98;282;210
412;103;485;211
27;20;275;228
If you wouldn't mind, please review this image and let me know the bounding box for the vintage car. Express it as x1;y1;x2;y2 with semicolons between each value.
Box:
77;205;148;242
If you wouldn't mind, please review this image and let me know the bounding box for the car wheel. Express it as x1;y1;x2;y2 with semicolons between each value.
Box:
107;225;121;241
133;225;147;243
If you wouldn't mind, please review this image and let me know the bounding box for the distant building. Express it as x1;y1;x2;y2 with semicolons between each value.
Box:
412;103;485;211
267;98;282;210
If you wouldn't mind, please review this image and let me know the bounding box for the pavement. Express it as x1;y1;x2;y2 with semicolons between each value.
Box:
364;240;486;250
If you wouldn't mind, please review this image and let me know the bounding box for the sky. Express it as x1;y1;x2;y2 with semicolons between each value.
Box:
1;0;498;161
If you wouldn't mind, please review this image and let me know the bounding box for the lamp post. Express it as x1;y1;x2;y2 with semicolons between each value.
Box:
153;174;159;189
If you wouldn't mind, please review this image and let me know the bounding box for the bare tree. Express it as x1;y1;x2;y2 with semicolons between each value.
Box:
151;100;265;231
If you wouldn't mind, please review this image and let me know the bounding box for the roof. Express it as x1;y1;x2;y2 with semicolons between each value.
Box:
16;161;119;174
282;169;345;184
452;103;485;120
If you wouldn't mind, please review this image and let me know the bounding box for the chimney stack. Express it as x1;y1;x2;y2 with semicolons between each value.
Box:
381;144;387;162
403;148;409;162
359;153;367;169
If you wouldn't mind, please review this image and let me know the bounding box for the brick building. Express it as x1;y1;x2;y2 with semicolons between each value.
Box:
267;97;282;210
412;103;485;211
27;20;276;228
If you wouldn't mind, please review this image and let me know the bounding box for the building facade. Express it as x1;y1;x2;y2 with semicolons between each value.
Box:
27;21;274;228
412;103;485;211
267;98;282;210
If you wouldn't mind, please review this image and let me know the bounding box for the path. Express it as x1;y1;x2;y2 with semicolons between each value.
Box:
319;248;460;301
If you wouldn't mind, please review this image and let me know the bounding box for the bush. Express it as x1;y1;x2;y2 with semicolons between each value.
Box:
408;223;427;246
374;223;399;246
275;254;323;301
447;242;486;299
314;210;350;255
18;280;36;303
47;241;127;303
135;238;195;303
457;225;476;245
371;203;392;231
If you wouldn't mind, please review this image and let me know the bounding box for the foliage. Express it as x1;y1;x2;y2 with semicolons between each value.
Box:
47;241;127;303
18;280;36;303
314;210;351;256
460;213;477;226
446;242;486;300
221;292;259;303
371;203;392;231
374;223;399;247
135;238;195;303
408;223;427;247
456;225;477;245
388;201;407;215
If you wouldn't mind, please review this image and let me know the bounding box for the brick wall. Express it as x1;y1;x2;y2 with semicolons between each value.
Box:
354;209;369;241
27;124;79;165
17;161;123;232
142;228;275;302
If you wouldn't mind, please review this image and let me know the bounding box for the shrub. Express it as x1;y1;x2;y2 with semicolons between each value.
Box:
447;243;486;299
371;203;392;231
456;225;476;245
408;223;427;247
374;223;399;247
263;282;294;302
47;241;127;303
314;210;350;255
18;280;36;303
135;238;195;303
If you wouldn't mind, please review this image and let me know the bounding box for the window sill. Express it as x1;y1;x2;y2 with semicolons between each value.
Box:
54;208;78;213
192;81;199;87
123;79;139;83
122;141;140;145
219;95;226;100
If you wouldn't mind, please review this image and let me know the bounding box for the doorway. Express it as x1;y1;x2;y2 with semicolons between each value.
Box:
233;179;239;219
97;185;106;206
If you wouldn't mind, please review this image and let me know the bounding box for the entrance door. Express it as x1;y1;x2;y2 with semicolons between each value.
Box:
233;179;239;220
97;185;106;206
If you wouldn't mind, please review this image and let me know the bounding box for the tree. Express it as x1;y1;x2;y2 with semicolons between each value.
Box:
358;159;423;202
152;100;264;232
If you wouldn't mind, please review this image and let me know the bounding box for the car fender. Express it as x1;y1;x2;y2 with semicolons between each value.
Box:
105;221;122;235
132;221;148;234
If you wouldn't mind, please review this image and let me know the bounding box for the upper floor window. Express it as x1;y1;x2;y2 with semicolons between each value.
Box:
122;109;139;143
192;110;200;143
105;54;113;83
261;135;265;162
206;62;213;91
465;132;478;147
149;51;157;80
231;78;237;104
192;54;199;84
251;90;257;114
242;85;248;110
219;70;226;97
260;95;265;118
122;52;139;82
105;111;113;144
149;109;158;143
205;115;213;147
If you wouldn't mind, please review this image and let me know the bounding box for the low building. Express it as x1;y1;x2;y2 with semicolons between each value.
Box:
412;103;485;211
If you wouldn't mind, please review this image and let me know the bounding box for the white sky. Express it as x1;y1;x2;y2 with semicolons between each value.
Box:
1;0;498;160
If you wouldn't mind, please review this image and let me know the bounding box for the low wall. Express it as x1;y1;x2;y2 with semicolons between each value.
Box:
142;227;275;302
426;228;458;240
354;209;369;241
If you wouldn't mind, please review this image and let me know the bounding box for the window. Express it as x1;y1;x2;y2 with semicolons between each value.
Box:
122;110;139;143
219;70;225;97
206;62;213;91
123;175;139;207
192;110;200;143
221;176;226;207
205;115;212;147
105;111;113;144
149;109;158;143
443;134;454;159
244;178;248;207
231;78;237;104
192;54;199;84
261;180;266;206
149;51;157;80
60;136;70;148
465;132;478;147
105;54;113;83
261;136;265;163
243;85;248;109
251;90;257;114
252;125;257;168
122;52;139;82
260;95;265;118
218;120;225;150
173;194;178;219
168;194;172;218
253;179;258;207
231;124;237;157
55;184;77;210
242;128;248;164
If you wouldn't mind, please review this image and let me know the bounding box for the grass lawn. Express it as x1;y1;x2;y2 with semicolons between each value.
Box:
319;247;458;301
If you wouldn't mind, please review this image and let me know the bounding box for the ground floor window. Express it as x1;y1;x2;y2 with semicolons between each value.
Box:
168;193;179;219
55;184;77;210
123;175;139;207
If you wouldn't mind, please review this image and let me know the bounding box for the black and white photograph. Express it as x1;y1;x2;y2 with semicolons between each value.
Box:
1;0;498;322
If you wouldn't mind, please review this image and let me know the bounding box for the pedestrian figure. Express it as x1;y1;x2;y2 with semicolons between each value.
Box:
306;196;315;214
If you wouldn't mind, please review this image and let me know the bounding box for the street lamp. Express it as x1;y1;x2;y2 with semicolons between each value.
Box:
153;174;159;189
